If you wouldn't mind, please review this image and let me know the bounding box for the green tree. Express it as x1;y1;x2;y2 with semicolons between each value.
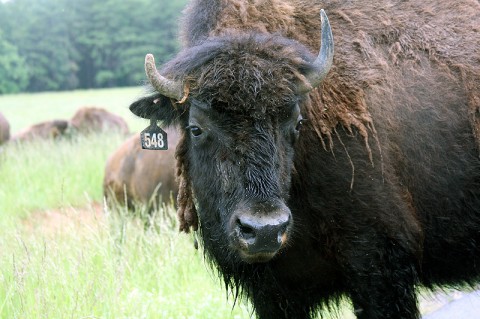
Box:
0;32;28;94
72;0;187;88
0;0;79;92
0;0;188;93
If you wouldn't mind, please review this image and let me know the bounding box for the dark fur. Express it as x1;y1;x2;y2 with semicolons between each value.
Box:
130;0;480;318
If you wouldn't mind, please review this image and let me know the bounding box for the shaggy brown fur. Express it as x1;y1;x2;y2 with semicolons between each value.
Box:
185;0;480;145
70;106;130;135
175;129;199;232
0;112;9;145
103;128;180;210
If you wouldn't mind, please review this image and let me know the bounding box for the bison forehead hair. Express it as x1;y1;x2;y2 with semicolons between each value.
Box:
163;33;316;116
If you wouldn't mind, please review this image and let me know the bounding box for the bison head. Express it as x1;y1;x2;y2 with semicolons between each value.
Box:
130;11;333;264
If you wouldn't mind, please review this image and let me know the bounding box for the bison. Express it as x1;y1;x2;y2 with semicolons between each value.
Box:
0;112;9;145
129;0;480;318
103;128;180;211
11;120;69;142
70;106;129;135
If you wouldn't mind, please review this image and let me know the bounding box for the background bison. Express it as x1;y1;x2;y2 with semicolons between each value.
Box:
103;128;180;212
130;0;480;318
7;107;129;143
0;112;9;145
11;119;69;142
71;106;129;135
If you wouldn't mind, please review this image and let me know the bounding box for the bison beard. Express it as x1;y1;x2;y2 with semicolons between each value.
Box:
130;0;480;318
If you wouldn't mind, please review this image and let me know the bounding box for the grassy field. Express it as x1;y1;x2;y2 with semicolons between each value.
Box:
0;88;356;319
0;136;255;318
0;86;148;134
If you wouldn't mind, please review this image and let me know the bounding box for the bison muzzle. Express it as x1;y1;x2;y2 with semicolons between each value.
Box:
230;199;291;263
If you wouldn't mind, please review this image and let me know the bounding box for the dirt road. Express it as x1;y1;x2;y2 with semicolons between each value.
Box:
422;290;480;319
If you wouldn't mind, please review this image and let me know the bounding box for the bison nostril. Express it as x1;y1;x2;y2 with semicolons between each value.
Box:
277;223;288;242
236;219;256;240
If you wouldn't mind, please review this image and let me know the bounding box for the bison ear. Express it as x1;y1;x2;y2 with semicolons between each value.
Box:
129;93;182;126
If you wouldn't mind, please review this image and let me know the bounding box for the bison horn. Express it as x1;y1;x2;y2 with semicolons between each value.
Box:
299;9;334;93
145;53;184;101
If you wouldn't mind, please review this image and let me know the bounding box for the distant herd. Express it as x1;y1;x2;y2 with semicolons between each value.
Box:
0;107;177;211
1;106;129;143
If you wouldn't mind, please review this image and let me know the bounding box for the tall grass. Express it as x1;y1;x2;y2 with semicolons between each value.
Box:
0;132;252;318
0;206;252;319
0;134;124;225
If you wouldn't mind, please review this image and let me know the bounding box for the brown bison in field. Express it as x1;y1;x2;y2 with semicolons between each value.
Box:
70;106;129;135
103;128;180;211
0;112;9;145
11;120;69;142
130;0;480;318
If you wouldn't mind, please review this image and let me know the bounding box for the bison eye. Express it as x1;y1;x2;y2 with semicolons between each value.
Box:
187;125;203;137
295;119;307;131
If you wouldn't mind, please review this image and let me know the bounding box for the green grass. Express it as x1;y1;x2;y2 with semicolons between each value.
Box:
0;206;252;319
0;134;125;226
0;130;252;318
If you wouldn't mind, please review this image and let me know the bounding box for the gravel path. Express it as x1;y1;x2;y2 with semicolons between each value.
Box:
421;290;480;319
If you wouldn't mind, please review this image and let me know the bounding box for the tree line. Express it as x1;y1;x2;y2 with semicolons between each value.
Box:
0;0;188;94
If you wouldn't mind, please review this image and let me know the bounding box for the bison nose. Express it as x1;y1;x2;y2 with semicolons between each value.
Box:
236;217;289;252
234;208;291;258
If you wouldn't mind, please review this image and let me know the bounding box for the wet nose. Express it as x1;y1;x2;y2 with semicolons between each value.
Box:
235;208;291;255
